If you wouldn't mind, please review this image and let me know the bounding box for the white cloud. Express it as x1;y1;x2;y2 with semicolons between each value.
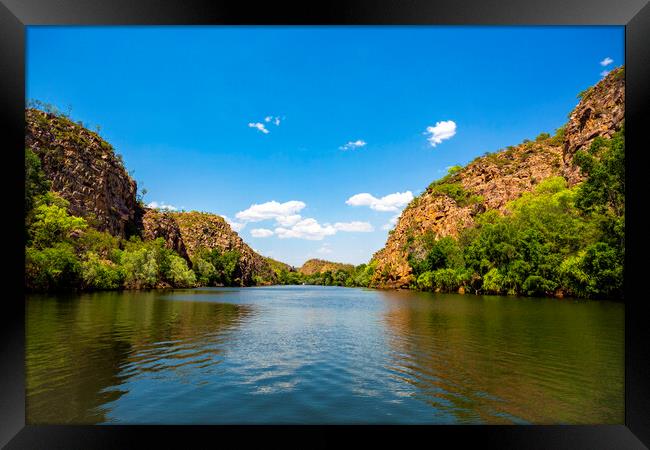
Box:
147;201;178;212
333;221;374;232
275;218;337;240
275;214;302;227
339;140;367;151
346;191;414;212
251;228;274;238
221;215;246;232
425;120;457;147
600;70;611;77
265;116;282;126
317;243;333;254
600;57;614;66
248;122;269;134
236;200;306;223
234;199;373;240
273;217;373;241
382;213;401;230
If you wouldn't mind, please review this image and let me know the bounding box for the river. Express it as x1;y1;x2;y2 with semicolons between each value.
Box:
26;286;623;424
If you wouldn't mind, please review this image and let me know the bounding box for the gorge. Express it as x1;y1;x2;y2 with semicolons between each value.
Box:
25;67;625;300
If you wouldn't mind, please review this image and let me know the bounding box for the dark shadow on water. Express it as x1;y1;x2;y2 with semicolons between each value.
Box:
377;290;624;424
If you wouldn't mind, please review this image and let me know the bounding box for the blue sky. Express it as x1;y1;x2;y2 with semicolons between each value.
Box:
26;26;624;266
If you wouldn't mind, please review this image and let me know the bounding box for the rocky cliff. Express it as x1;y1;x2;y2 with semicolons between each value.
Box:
143;209;276;286
26;108;277;286
562;69;625;185
370;67;625;289
299;259;355;276
141;208;188;260
25;109;142;238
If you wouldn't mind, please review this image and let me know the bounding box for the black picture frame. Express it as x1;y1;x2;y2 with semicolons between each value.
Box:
2;1;649;448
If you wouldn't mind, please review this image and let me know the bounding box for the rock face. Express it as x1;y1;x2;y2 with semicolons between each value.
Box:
141;208;188;260
299;259;354;276
371;67;625;289
562;67;625;185
25;109;143;238
170;211;275;285
140;209;277;285
26;109;278;286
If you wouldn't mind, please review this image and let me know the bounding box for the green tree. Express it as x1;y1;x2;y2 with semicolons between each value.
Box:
26;243;81;290
168;255;196;288
119;246;159;289
29;197;88;248
25;148;51;218
81;252;123;290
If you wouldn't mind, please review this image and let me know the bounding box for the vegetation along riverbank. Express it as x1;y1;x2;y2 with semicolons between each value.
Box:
25;68;624;299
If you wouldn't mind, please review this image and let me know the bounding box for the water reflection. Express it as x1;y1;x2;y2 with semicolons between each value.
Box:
26;287;623;424
379;290;624;424
26;290;253;424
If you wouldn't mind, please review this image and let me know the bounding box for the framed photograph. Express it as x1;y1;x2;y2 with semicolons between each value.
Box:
2;0;649;448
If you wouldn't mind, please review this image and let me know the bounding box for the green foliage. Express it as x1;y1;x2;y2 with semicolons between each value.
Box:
351;261;376;287
549;126;566;145
26;243;81;291
614;67;624;80
192;256;217;285
482;268;506;294
274;268;303;285
77;228;121;260
429;182;483;207
194;248;242;286
27;99;70;118
522;275;557;297
168;255;196;288
29;196;88;248
446;165;463;176
403;128;625;300
81;252;124;290
577;86;593;100
432;268;461;292
25;148;51;218
409;235;463;277
580;242;623;298
535;132;551;142
574;130;625;218
119;246;159;289
416;271;435;290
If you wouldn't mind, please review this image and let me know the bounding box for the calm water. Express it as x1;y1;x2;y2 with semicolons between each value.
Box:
26;286;623;424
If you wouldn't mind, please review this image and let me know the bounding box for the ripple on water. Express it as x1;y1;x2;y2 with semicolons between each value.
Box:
26;288;623;424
